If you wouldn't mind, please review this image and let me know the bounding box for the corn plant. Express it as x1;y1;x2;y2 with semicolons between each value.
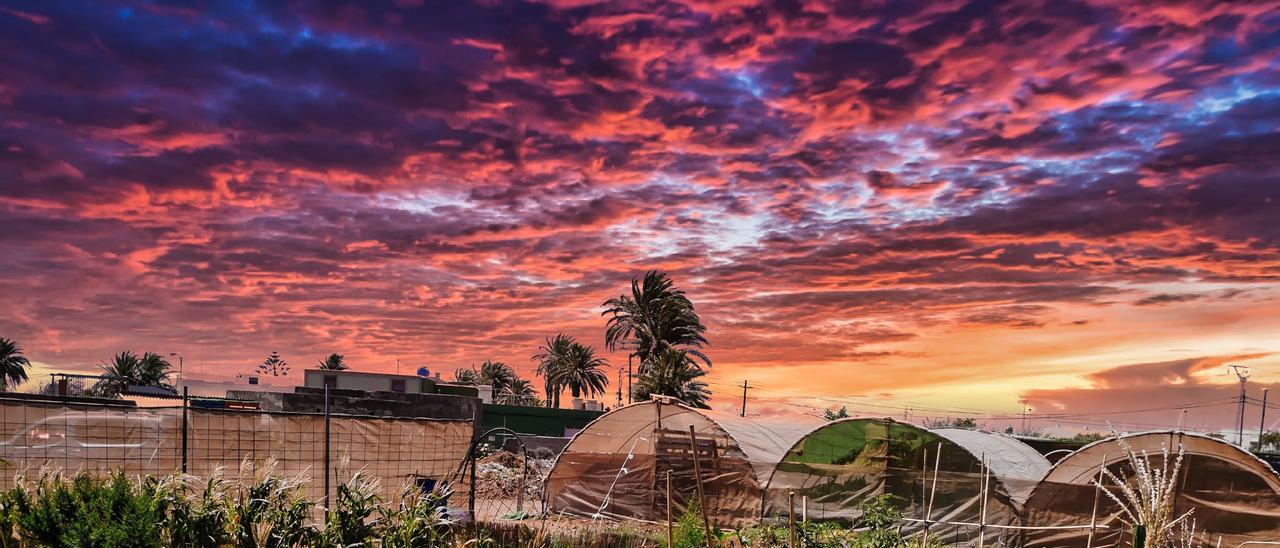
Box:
380;484;457;548
228;458;319;548
153;472;231;548
324;469;383;547
1094;437;1193;548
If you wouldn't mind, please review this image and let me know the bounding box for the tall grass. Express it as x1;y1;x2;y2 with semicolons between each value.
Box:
1094;437;1194;548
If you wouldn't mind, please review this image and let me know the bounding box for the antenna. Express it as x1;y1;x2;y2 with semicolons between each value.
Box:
1228;364;1252;446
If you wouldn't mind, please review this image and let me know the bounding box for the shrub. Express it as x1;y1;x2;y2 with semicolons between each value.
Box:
11;471;166;548
158;474;230;548
672;502;710;548
324;470;382;547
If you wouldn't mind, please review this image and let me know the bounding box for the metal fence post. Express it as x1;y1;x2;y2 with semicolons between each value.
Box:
181;386;189;474
324;384;331;520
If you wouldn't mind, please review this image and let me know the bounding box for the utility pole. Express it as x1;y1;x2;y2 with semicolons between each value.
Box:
741;380;749;417
627;354;633;405
1230;365;1251;446
616;368;624;408
1260;388;1270;451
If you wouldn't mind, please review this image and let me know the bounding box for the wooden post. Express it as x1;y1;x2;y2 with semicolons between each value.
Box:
921;442;941;546
788;491;796;548
667;470;674;548
978;455;989;548
802;495;808;523
688;425;713;548
1086;454;1106;548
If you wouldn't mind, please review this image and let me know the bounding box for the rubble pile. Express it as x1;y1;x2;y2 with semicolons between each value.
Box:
474;450;554;500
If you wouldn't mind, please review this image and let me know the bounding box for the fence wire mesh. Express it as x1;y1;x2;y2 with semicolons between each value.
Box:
0;398;473;510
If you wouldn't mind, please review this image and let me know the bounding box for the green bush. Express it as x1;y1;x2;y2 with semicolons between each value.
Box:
11;471;166;548
672;502;710;548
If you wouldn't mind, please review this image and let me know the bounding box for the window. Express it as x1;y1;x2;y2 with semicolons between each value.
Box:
323;375;338;389
390;379;406;393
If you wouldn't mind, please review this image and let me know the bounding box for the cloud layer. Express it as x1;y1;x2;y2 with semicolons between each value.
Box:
1;0;1278;423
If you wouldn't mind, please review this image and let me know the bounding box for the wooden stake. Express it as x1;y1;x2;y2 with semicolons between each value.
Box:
688;425;714;548
921;442;941;546
789;491;796;548
802;495;808;523
978;455;989;548
667;470;674;548
1087;454;1106;548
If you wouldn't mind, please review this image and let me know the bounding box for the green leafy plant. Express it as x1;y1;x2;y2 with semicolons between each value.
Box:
158;473;230;548
324;470;383;547
11;470;167;548
228;458;318;548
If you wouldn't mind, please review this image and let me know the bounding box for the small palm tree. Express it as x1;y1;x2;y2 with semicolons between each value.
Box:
138;352;173;387
317;353;349;371
453;368;479;384
632;348;710;408
559;342;609;400
0;337;32;392
532;334;574;408
93;351;173;397
601;270;710;373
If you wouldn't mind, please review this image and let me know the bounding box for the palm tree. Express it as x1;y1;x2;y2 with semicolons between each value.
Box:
532;334;574;408
137;352;173;387
632;348;711;409
559;342;609;400
478;360;517;394
500;378;541;407
93;351;171;397
0;338;32;392
317;353;349;371
454;361;518;394
453;368;479;384
602;270;710;373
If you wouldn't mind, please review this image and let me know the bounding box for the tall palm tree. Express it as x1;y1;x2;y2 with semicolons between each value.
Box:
0;337;32;392
602;270;710;373
632;348;711;409
317;353;349;371
532;334;574;408
559;342;609;400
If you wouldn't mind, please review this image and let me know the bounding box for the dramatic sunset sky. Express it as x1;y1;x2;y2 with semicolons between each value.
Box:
2;0;1278;433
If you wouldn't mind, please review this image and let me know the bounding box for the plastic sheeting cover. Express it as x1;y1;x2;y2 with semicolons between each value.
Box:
544;400;821;526
1023;431;1280;548
763;418;1049;546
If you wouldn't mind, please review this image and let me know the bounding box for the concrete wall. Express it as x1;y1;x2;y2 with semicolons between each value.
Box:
228;388;482;438
302;370;432;394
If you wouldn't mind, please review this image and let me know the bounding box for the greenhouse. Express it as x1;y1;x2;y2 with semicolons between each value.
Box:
761;418;1050;545
543;398;823;526
1022;431;1280;547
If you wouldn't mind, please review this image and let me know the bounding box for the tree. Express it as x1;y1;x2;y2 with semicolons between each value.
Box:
824;406;849;421
93;351;172;397
532;334;574;408
498;378;542;407
453;361;517;393
632;348;710;409
317;353;349;371
258;351;289;377
559;342;609;400
601;270;710;373
0;337;32;392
